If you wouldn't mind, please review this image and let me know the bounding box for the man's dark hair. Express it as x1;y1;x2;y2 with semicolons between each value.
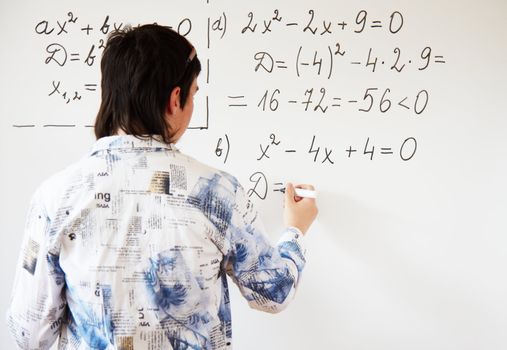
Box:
94;24;201;144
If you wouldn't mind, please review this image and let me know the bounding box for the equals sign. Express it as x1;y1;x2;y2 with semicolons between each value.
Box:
272;182;285;193
70;53;80;61
332;97;341;107
434;55;446;64
371;20;382;28
276;60;288;69
228;95;247;107
84;84;97;91
380;147;393;155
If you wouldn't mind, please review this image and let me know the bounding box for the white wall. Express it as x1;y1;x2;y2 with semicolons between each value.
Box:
1;0;506;349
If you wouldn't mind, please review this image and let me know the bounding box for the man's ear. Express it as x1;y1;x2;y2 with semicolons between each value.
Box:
166;86;181;116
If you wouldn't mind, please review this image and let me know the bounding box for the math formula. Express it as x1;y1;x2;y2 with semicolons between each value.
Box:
15;2;449;201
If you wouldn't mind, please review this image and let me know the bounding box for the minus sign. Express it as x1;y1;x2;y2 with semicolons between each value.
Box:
331;104;341;107
351;62;361;65
285;150;296;153
43;124;76;127
288;101;298;103
228;104;248;107
348;100;358;103
286;23;298;26
84;125;94;128
12;124;35;128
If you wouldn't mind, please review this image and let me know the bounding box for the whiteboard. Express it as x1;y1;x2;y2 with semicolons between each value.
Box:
1;0;506;349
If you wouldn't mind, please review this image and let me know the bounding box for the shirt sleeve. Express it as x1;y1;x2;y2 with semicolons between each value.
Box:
222;181;307;314
6;188;67;350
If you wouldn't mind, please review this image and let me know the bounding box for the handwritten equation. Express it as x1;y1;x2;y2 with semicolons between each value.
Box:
17;3;449;172
32;12;193;107
252;46;445;78
215;133;417;165
210;9;407;39
238;133;417;201
228;87;429;115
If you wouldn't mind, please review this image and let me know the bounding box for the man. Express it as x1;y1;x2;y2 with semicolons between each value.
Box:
7;24;318;350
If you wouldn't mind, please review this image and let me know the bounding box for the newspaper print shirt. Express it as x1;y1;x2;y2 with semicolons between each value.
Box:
7;135;306;350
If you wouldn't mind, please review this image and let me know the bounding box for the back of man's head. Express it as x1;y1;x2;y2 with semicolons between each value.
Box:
94;24;201;143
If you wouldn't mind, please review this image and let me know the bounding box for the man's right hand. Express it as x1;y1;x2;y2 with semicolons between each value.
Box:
284;182;318;234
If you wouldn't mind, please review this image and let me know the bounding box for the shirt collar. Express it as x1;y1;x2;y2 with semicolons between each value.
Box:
89;135;178;155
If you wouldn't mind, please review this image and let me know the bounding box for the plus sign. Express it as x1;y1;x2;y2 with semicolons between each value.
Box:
345;146;357;158
81;24;93;35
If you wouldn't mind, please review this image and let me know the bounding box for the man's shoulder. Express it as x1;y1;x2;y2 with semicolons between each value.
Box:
175;151;246;206
35;159;84;198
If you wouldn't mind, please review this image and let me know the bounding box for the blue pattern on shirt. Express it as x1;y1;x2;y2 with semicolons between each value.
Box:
7;135;306;350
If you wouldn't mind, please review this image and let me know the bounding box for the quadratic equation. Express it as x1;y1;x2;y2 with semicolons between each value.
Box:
207;9;406;46
206;9;446;76
34;12;194;105
240;9;405;36
222;132;418;200
35;12;123;69
242;134;415;201
214;133;418;166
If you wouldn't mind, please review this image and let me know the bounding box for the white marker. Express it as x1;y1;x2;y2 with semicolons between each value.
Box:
294;188;317;199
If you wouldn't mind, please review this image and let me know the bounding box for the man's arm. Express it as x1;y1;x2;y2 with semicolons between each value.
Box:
223;182;317;313
6;189;67;350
